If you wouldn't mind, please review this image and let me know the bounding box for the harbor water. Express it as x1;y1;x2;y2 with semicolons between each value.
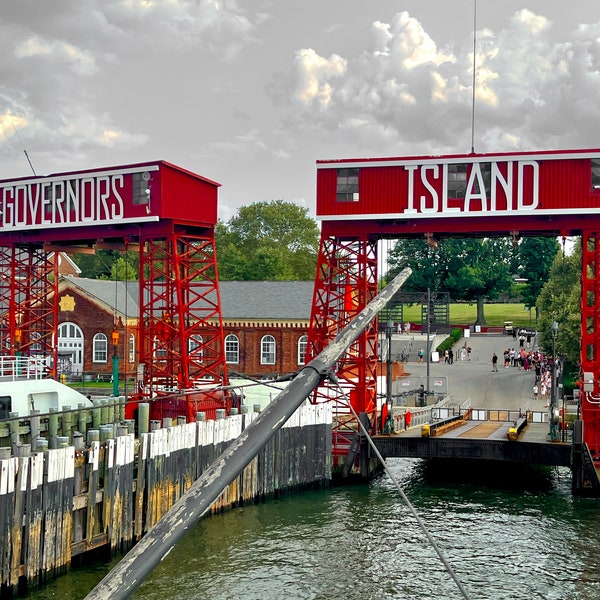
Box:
25;458;600;600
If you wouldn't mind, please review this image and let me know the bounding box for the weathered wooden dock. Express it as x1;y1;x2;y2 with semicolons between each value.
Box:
0;401;332;597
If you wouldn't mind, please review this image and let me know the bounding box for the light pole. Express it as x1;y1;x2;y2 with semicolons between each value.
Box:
112;328;120;397
426;288;431;402
549;320;559;441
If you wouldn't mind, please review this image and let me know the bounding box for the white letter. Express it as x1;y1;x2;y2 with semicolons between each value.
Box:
491;161;512;211
517;161;539;211
420;165;439;213
464;164;488;213
81;177;95;221
110;175;124;219
16;185;29;226
96;176;111;220
404;165;418;213
53;181;66;223
66;179;79;222
3;188;15;226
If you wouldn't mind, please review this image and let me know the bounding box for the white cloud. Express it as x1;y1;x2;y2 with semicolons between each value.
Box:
274;9;600;154
15;35;97;75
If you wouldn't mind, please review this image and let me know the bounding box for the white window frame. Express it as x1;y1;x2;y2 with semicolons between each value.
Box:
298;335;308;365
129;333;135;363
225;334;239;364
261;335;276;365
188;334;204;362
93;333;108;363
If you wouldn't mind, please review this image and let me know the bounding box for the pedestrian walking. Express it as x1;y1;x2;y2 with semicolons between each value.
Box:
533;384;539;400
467;346;472;361
418;348;424;363
492;352;499;372
448;348;454;364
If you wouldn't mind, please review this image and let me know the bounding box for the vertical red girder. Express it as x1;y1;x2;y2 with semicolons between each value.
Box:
581;231;600;460
307;233;379;427
138;230;229;397
0;246;58;374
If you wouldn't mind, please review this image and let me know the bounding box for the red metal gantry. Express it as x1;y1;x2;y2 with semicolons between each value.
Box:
581;231;600;461
0;160;229;419
306;233;379;464
309;148;600;473
0;246;58;374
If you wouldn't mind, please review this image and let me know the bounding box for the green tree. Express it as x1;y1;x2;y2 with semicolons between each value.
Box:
110;252;139;281
387;237;514;325
536;240;581;367
216;201;320;280
71;249;120;278
510;236;560;322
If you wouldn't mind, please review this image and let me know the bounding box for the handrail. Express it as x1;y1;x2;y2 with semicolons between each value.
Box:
0;355;48;381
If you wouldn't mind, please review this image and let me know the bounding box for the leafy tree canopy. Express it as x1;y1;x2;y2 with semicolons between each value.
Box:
510;236;560;313
387;237;515;324
71;249;120;279
536;240;581;367
216;201;320;280
110;253;139;281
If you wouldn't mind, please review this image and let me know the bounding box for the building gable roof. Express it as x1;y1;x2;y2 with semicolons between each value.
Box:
219;281;313;320
60;277;140;318
59;278;314;321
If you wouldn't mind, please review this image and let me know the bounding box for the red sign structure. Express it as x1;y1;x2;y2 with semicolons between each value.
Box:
309;148;600;472
0;161;228;407
0;161;218;239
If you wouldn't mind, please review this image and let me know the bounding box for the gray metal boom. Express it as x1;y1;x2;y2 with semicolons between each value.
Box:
85;267;412;599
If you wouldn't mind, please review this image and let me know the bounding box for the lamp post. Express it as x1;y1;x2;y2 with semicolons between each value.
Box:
549;320;559;441
384;320;393;433
112;328;120;397
14;327;22;375
426;288;431;402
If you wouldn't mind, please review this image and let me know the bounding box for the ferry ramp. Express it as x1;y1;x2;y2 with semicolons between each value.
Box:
373;408;572;467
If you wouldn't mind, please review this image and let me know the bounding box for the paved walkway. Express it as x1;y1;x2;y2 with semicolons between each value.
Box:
389;331;545;411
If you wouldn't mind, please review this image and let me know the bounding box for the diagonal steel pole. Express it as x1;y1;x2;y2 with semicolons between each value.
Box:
85;267;412;600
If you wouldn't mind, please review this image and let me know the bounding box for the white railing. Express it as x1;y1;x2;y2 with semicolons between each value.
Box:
0;356;48;381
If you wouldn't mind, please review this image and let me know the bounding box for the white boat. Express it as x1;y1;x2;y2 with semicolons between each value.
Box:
0;356;94;418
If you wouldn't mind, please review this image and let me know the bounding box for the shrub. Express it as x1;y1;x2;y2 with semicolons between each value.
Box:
436;328;463;354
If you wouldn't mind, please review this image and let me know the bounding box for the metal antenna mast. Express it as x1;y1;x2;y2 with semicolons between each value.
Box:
11;120;37;176
470;0;477;154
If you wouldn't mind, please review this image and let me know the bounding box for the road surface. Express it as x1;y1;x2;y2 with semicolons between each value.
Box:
389;330;546;411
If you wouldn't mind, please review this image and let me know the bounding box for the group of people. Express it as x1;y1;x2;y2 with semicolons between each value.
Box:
492;343;556;401
512;327;534;348
396;321;412;335
497;347;545;372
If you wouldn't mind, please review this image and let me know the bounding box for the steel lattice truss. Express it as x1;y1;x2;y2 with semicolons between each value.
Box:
307;234;379;445
581;232;600;460
0;246;58;374
138;232;229;396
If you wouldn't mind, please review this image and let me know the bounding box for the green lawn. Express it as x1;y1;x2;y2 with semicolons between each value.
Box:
402;303;536;328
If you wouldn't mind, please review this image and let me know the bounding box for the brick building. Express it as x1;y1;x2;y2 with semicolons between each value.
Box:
55;277;314;381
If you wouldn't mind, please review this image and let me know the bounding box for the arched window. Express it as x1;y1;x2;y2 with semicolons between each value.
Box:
297;335;308;365
153;337;167;359
129;333;135;363
225;334;239;364
188;335;204;362
58;322;84;374
261;335;276;365
93;333;108;363
30;331;42;353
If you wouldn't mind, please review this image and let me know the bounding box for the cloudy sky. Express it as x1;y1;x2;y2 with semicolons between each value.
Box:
0;1;598;221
